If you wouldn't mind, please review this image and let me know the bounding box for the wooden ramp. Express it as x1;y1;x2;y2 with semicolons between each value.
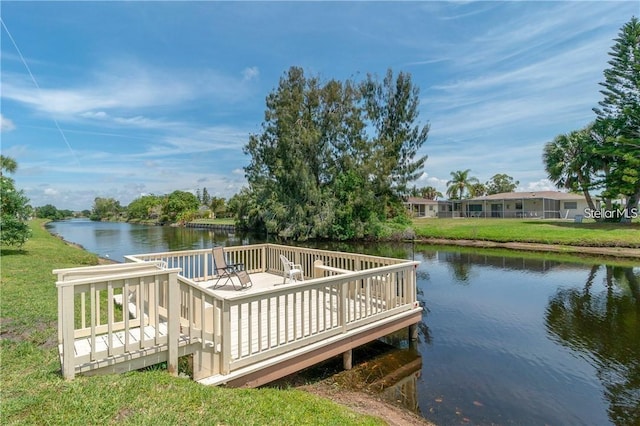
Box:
62;323;198;376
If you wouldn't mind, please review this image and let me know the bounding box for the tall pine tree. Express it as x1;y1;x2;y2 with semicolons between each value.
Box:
593;16;640;219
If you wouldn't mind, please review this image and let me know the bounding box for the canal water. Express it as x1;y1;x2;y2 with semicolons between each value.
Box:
46;219;640;425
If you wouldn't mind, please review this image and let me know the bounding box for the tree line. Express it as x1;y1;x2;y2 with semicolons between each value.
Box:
90;190;230;223
543;16;639;221
407;172;519;201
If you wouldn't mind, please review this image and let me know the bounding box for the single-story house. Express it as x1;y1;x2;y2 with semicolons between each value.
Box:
455;191;598;219
404;197;440;218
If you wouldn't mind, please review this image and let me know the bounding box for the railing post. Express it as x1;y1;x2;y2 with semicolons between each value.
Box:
410;264;417;304
203;251;209;281
340;281;348;333
57;281;63;345
221;301;231;375
313;260;324;279
167;271;180;375
60;283;76;380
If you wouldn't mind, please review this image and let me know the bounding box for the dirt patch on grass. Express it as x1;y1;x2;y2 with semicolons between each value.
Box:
302;381;432;426
270;341;434;426
0;317;20;341
0;317;58;349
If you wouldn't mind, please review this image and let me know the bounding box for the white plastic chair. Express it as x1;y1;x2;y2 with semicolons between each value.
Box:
279;254;303;284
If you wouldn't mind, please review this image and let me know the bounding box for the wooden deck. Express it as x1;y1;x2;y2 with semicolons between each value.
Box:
54;244;422;386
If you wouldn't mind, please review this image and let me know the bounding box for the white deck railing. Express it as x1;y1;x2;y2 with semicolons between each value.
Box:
124;244;405;281
217;261;418;374
56;244;418;380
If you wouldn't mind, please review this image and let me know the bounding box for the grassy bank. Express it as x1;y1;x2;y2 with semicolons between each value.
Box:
0;220;382;425
412;218;640;248
188;218;236;225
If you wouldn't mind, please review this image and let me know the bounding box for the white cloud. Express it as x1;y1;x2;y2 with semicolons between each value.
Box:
1;59;258;124
242;66;259;81
79;111;109;119
1;114;16;132
522;179;557;192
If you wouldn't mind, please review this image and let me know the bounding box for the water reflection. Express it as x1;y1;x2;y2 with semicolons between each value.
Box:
413;245;638;425
545;265;640;425
379;367;421;414
435;250;577;285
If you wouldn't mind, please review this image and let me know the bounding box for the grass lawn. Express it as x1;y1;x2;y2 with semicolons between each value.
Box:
412;218;640;248
0;220;383;425
188;218;236;225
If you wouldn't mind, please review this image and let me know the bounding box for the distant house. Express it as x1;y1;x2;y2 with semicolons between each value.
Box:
455;191;598;219
404;197;439;218
198;205;213;219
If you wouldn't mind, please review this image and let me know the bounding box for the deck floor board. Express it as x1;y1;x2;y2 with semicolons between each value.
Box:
72;323;170;359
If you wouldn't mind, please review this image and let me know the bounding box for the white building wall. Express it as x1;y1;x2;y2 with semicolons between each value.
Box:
559;199;592;219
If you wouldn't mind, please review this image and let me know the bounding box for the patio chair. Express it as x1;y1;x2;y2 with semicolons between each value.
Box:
212;246;245;290
279;254;304;284
233;269;253;291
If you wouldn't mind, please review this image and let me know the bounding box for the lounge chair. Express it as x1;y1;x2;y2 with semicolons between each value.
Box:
212;246;247;290
279;254;304;284
234;269;253;291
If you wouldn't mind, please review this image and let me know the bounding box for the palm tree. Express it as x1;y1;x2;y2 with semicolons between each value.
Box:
469;183;487;198
446;169;479;200
420;186;443;200
0;155;17;176
543;128;598;212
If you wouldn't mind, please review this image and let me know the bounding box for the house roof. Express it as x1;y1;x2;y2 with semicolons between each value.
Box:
466;191;589;201
405;197;439;204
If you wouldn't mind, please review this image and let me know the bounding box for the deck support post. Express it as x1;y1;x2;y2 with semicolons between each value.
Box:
167;271;180;376
408;323;418;341
343;349;353;370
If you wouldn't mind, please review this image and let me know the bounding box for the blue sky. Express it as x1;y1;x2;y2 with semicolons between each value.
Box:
1;1;637;211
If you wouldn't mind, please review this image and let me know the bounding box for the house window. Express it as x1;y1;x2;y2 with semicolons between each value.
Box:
429;205;433;211
564;202;577;209
515;202;522;210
